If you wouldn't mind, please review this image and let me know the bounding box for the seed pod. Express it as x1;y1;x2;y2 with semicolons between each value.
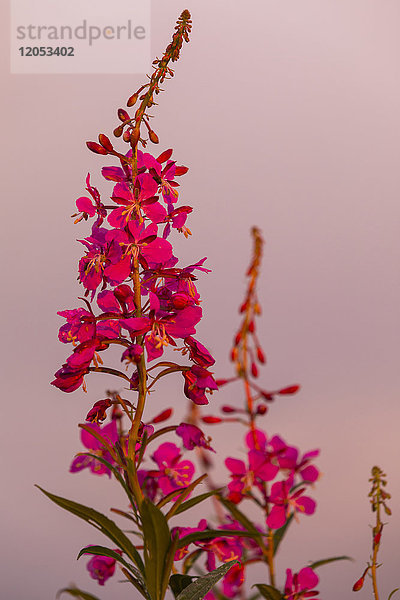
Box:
86;141;108;155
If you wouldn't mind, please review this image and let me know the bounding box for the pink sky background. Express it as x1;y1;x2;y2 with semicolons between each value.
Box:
2;1;400;599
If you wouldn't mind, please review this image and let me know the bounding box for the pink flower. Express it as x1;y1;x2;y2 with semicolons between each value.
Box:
86;549;122;585
266;477;316;529
284;567;319;599
151;442;195;495
176;422;215;452
70;421;118;477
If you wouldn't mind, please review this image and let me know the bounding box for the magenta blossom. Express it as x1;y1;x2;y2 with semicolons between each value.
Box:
266;477;316;529
284;567;319;599
151;442;195;495
70;421;118;477
176;422;215;452
86;549;122;585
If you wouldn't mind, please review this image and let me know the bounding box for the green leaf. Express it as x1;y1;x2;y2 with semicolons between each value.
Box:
173;488;224;516
170;574;198;598
140;498;172;600
77;545;144;583
56;587;102;600
176;560;239;600
178;529;263;550
272;514;293;555
166;475;208;520
160;532;180;600
252;584;283;600
388;588;400;600
308;555;353;569
120;567;150;599
36;485;145;576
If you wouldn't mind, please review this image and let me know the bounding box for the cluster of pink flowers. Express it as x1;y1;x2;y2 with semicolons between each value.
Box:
47;12;330;600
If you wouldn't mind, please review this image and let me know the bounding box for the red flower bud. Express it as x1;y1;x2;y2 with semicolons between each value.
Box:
149;129;159;144
234;332;242;345
251;362;258;378
126;92;138;107
239;301;248;313
248;320;255;333
352;577;364;592
123;129;131;142
98;134;113;151
171;292;190;309
130;129;140;147
113;124;124;138
221;405;236;413
256;404;267;415
374;532;381;545
278;385;300;395
117;108;130;122
152;408;173;423
260;391;274;401
86;141;108;155
257;347;266;364
201;416;222;424
230;347;238;362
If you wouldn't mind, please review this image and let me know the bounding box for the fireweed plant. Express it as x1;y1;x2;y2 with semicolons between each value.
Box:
39;10;347;600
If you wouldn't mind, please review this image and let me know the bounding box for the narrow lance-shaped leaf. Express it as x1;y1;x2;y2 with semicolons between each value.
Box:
36;486;145;576
272;514;293;556
165;474;208;520
173;488;224;517
140;498;172;600
308;555;353;569
388;588;400;600
176;560;239;600
252;584;284;600
56;587;102;600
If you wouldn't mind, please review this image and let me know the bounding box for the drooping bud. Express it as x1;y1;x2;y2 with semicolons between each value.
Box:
127;92;138;107
98;134;114;151
149;129;159;144
248;320;255;333
278;385;300;395
352;577;365;592
257;347;266;364
113;124;124;137
230;347;238;362
201;416;222;424
151;408;173;423
234;332;242;345
239;301;248;313
221;405;236;413
251;362;258;378
86;141;108;155
117;108;130;122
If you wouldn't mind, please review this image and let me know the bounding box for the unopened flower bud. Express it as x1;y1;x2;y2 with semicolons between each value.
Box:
230;347;238;362
123;130;131;142
152;408;173;423
127;92;138;107
239;301;248;313
221;405;236;413
234;332;241;346
278;384;300;395
98;134;113;151
352;577;364;592
113;124;124;137
248;320;255;333
130;128;140;147
201;416;222;424
86;141;108;155
149;129;159;144
256;404;268;415
251;362;259;378
117;108;130;122
171;292;190;309
257;347;266;364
